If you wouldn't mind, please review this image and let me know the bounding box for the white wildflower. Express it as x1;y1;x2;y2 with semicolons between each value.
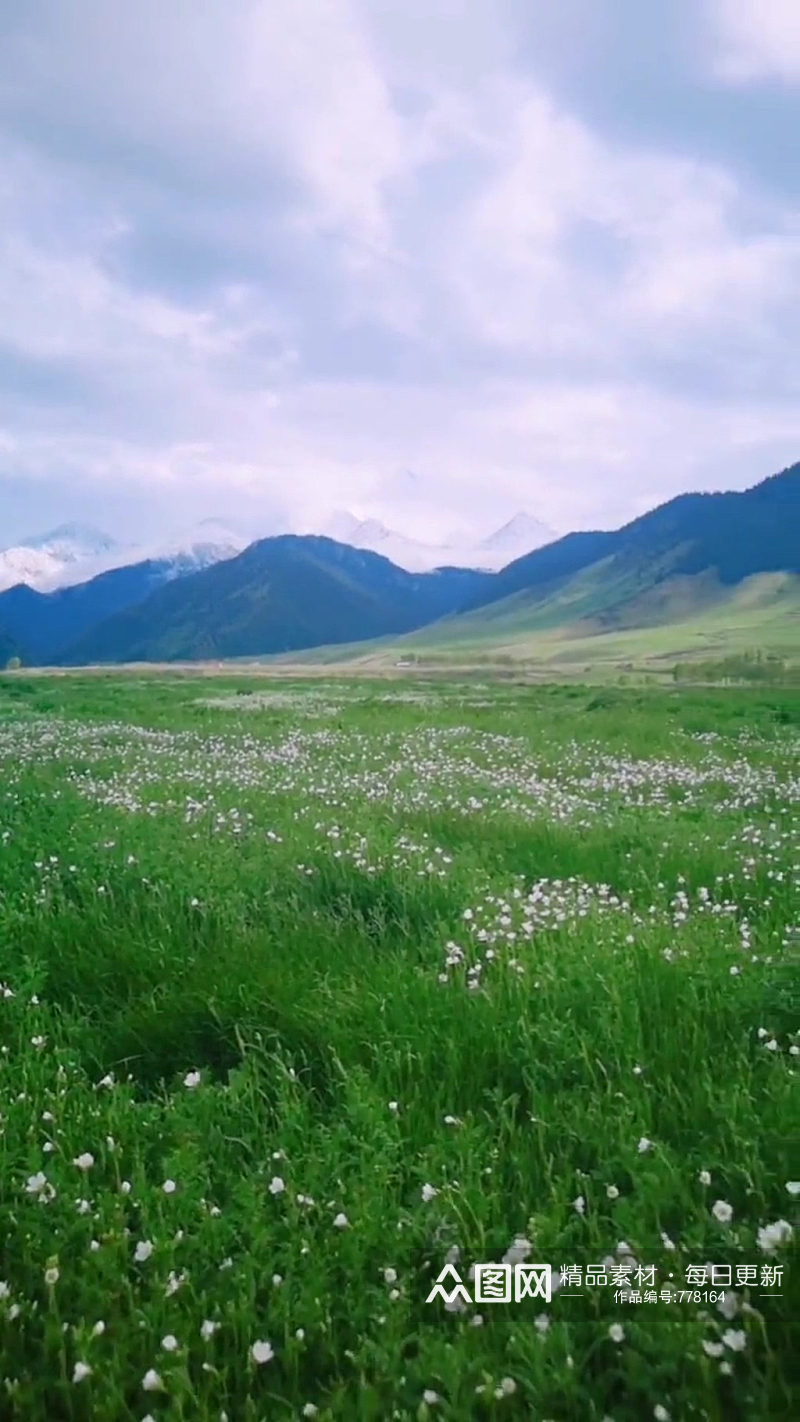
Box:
722;1328;747;1352
503;1237;532;1266
251;1340;274;1365
757;1220;793;1253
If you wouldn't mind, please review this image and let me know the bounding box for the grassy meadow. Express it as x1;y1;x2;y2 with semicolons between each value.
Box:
0;673;797;1420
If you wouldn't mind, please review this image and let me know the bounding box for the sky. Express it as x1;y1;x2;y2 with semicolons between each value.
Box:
1;0;799;546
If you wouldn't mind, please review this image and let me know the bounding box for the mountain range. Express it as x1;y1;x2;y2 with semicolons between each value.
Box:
0;464;797;666
0;510;554;593
55;540;493;665
0;519;248;593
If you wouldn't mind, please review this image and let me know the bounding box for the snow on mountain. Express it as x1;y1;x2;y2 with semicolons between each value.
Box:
0;519;247;593
316;511;449;572
0;524;122;592
141;519;249;570
315;509;557;572
477;512;556;557
0;506;557;594
320;510;363;544
0;546;64;593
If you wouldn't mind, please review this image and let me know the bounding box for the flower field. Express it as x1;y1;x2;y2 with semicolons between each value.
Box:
0;674;797;1420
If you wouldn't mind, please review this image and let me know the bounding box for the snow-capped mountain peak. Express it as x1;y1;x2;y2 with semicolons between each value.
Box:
320;509;363;543
0;523;126;591
478;512;557;553
144;519;248;565
0;518;248;593
311;507;557;572
0;546;64;593
0;503;558;595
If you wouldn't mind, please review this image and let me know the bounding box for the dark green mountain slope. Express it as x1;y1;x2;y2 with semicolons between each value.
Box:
0;560;179;664
462;530;618;610
469;463;799;619
59;537;492;664
0;627;18;665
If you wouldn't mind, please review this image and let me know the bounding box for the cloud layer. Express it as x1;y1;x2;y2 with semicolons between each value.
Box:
0;0;798;542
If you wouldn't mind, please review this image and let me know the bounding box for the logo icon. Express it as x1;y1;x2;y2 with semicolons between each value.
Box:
425;1264;472;1308
426;1262;552;1306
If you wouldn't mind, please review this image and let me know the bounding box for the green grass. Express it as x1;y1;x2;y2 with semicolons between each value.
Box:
0;675;797;1420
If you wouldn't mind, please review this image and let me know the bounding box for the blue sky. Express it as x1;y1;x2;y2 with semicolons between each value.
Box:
1;0;798;544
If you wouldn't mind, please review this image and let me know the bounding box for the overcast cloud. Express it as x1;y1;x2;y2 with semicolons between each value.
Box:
0;0;798;543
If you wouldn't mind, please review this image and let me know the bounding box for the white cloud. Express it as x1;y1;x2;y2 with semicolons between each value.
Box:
0;0;416;257
709;0;800;84
0;0;797;544
434;76;800;370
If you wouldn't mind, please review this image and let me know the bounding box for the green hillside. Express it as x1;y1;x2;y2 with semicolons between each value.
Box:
466;462;799;621
298;465;799;679
280;572;800;680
